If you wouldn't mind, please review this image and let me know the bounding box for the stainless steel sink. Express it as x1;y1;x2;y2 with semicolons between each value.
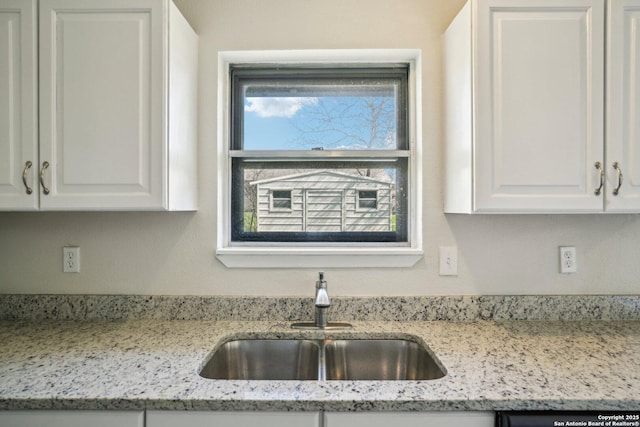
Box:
199;339;320;380
324;339;446;380
199;338;445;381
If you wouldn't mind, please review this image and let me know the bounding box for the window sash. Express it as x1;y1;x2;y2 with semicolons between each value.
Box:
231;158;407;243
231;66;409;152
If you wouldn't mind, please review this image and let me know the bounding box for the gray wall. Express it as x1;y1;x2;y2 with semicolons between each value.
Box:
1;0;639;296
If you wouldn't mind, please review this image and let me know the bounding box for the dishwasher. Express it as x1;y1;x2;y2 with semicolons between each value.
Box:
497;412;640;427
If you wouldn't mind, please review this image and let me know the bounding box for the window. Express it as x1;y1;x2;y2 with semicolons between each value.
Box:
217;50;422;268
271;190;292;210
232;65;407;242
358;190;378;210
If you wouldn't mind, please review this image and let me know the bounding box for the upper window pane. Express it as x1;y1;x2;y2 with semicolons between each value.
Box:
233;67;408;151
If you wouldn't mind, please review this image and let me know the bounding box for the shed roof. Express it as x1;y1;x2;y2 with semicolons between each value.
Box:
250;170;393;186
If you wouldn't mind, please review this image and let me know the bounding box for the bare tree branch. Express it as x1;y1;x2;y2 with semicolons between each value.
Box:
289;97;396;150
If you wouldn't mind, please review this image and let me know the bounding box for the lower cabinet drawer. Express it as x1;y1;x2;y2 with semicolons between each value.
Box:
324;411;495;427
146;411;321;427
0;410;144;427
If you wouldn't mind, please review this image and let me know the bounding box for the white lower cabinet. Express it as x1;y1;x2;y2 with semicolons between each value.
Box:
324;411;495;427
0;410;144;427
146;411;494;427
0;410;494;427
146;411;321;427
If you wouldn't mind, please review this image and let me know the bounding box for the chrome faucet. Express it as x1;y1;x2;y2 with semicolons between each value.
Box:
314;272;330;328
291;272;351;330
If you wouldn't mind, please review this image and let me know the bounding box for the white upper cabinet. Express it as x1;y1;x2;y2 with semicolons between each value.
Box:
473;0;604;213
606;0;640;212
444;0;640;213
0;0;37;210
0;0;197;211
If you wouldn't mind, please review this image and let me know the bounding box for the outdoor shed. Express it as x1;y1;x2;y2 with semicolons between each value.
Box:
250;170;394;233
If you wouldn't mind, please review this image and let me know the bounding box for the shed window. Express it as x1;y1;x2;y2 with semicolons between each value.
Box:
271;190;292;210
358;190;378;210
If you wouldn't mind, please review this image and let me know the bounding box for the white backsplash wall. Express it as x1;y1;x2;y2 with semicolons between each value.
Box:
1;0;639;296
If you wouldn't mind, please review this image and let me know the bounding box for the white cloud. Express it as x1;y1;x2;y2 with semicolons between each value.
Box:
245;97;318;118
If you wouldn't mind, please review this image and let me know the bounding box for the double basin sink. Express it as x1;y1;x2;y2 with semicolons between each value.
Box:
199;338;446;381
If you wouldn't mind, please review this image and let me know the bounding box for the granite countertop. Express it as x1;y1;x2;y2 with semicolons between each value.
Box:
1;319;639;411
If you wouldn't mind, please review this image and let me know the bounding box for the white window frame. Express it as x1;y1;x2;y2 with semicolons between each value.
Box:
216;50;423;268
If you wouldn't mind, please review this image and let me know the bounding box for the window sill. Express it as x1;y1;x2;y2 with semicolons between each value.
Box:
216;247;423;268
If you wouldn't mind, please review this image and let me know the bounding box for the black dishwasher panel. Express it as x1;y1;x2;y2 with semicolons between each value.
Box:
497;412;640;427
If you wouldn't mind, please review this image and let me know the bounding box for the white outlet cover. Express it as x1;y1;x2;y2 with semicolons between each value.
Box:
63;246;80;273
559;246;576;274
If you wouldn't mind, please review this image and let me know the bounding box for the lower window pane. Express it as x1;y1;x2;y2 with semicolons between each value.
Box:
232;161;407;243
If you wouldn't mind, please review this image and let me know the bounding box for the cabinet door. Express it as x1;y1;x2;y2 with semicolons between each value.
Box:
0;0;37;210
474;0;605;212
324;411;495;427
38;0;165;210
606;0;640;212
146;411;321;427
0;410;144;427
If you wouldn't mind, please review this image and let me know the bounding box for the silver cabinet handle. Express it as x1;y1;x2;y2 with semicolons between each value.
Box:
22;161;33;195
39;161;50;195
594;161;604;196
613;162;623;196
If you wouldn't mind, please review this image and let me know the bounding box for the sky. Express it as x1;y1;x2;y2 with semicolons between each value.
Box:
242;95;397;151
243;97;311;150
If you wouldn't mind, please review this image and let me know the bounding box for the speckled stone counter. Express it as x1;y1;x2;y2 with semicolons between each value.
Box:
1;319;639;411
3;294;640;321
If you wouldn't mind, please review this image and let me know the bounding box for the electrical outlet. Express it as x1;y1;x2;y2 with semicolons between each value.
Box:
559;246;576;274
63;246;80;273
439;246;458;276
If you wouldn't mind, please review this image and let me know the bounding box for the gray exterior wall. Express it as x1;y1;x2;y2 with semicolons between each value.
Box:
252;171;393;232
